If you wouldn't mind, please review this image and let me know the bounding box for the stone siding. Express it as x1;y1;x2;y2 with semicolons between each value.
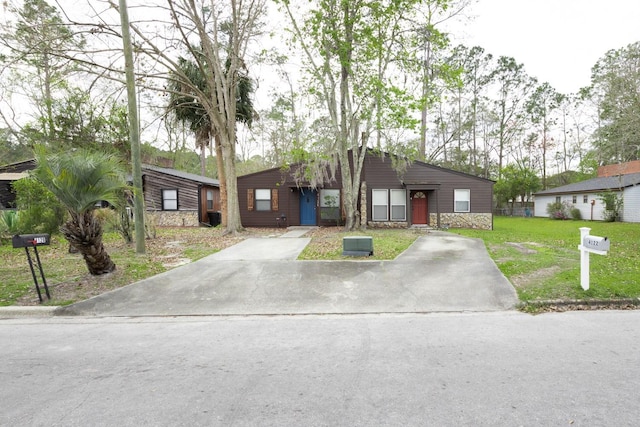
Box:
151;210;200;227
431;213;492;230
366;221;409;229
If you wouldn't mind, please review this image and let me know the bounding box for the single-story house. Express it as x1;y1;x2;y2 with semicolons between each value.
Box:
533;161;640;222
0;159;35;208
237;151;495;229
140;164;220;227
0;159;220;227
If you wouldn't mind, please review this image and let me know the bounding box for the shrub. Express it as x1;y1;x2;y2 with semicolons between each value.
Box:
12;177;66;234
570;207;582;220
546;201;571;220
599;191;623;222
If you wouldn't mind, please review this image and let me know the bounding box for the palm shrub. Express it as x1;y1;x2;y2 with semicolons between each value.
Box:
32;147;130;275
0;210;20;240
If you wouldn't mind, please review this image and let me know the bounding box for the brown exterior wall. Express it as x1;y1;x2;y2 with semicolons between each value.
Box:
142;168;219;226
237;165;344;227
362;154;494;227
598;160;640;177
237;152;494;229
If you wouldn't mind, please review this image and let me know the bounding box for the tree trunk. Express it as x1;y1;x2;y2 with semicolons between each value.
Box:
61;211;116;275
196;127;209;176
214;132;227;228
219;128;243;234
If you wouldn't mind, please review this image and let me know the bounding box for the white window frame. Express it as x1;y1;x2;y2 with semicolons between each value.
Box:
255;189;271;211
372;189;388;221
320;189;341;220
206;189;215;210
454;189;470;213
390;189;406;221
162;189;178;211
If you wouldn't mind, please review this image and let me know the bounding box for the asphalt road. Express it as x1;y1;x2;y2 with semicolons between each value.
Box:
2;310;639;426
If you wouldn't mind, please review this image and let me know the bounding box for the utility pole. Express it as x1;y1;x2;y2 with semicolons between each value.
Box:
118;0;145;254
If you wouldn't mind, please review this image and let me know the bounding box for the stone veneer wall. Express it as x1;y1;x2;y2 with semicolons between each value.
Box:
151;210;200;227
431;213;492;230
366;221;409;229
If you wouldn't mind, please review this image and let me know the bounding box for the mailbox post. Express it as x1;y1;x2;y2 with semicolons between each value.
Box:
12;234;51;302
578;227;609;291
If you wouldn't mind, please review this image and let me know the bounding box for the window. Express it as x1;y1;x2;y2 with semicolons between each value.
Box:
390;189;406;221
206;189;214;210
162;189;178;210
572;195;577;204
555;196;561;204
247;189;278;211
454;189;470;213
255;189;271;211
583;195;588;204
320;189;340;220
372;189;388;221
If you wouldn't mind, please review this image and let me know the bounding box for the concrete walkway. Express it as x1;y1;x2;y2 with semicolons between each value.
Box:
55;230;518;317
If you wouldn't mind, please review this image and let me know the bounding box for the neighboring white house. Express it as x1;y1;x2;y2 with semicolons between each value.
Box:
533;172;640;222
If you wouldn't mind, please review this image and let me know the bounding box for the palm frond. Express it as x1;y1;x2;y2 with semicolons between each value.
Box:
33;146;129;214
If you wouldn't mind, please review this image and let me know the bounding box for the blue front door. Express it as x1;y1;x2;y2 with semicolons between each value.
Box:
299;189;317;225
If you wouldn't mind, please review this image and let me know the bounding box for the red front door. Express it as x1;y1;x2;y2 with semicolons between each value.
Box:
411;192;428;224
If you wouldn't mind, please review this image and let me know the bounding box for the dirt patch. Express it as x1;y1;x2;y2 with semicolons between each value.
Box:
505;242;538;254
511;265;561;289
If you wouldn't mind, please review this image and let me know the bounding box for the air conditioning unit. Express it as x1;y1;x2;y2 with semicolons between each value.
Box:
342;236;373;256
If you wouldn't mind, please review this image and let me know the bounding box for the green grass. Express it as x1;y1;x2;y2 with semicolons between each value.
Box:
298;228;423;260
451;217;640;302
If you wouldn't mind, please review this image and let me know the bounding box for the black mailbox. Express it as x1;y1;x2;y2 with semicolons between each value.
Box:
12;234;51;248
12;233;52;302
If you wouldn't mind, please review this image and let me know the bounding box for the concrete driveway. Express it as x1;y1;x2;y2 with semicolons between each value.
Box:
56;231;518;317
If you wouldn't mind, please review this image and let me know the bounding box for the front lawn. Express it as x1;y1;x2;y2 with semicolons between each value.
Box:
451;217;640;302
298;227;423;260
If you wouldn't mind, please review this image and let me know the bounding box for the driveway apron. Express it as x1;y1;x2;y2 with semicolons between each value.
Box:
56;231;518;316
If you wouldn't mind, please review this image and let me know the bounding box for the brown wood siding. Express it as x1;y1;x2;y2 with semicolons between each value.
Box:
237;165;344;227
362;154;494;219
143;169;201;212
199;185;221;223
238;168;292;227
0;180;16;208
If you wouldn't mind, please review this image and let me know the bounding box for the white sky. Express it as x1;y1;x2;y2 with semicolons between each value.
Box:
454;0;640;94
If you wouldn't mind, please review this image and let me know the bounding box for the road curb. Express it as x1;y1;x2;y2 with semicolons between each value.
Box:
518;298;640;312
0;306;60;318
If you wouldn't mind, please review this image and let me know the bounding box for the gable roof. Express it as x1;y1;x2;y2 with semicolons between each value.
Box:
534;173;640;195
142;164;219;186
0;159;36;173
409;158;495;184
237;150;495;184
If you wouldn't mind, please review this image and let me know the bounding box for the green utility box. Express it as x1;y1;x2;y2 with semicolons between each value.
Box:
342;236;374;257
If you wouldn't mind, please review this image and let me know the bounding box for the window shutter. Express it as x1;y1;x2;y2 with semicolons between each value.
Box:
271;188;279;211
247;189;254;211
